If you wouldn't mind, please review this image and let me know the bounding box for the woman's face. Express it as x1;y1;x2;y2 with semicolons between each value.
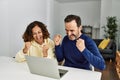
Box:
32;26;43;44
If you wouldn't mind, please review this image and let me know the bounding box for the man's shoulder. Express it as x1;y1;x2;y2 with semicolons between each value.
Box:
63;35;68;40
81;34;94;43
81;34;92;40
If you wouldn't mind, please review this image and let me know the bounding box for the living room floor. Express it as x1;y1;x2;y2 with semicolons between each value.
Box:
95;60;119;80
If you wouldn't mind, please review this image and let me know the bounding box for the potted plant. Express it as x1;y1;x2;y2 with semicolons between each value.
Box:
102;16;118;40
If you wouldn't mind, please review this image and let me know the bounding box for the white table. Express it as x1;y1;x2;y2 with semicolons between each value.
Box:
0;56;102;80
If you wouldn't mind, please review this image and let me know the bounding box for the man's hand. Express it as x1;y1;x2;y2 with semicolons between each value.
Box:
76;38;85;52
53;34;62;46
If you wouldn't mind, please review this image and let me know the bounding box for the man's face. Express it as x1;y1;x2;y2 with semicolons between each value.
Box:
65;20;81;40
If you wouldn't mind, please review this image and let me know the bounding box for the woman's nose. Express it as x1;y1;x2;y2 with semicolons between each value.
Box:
36;33;40;38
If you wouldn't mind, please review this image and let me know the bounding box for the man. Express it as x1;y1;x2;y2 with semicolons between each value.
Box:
54;14;106;70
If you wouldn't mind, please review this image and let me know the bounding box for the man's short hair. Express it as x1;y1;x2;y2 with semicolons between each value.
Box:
64;14;81;27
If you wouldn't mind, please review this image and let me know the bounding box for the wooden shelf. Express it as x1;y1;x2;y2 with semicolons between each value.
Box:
82;25;92;38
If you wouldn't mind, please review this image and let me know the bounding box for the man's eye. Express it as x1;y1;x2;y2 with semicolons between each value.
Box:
70;30;74;32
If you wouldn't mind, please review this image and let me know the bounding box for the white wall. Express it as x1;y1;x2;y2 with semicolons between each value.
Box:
52;0;61;38
54;1;101;37
46;0;55;39
0;0;120;57
100;0;120;50
0;0;9;56
54;0;120;40
100;0;112;38
100;0;120;38
0;0;49;57
112;0;120;50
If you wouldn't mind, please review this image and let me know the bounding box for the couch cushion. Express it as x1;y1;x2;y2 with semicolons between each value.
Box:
99;48;113;54
98;38;110;49
106;39;113;49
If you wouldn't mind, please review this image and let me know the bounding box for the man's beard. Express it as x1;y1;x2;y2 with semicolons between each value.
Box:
68;34;77;40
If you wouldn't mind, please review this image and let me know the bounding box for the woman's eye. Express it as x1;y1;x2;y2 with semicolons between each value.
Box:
38;32;41;34
32;33;36;35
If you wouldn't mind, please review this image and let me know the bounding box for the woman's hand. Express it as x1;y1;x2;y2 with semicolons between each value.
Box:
42;44;49;57
23;42;31;54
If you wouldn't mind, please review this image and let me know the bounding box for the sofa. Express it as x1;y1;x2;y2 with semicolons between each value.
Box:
93;39;116;61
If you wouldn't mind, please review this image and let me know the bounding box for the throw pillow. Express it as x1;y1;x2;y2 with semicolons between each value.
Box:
98;38;110;49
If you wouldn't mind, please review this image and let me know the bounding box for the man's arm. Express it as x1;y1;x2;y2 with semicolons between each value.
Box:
82;40;106;70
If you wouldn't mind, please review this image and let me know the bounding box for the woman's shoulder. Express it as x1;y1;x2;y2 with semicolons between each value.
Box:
46;38;54;42
45;38;54;45
45;38;55;48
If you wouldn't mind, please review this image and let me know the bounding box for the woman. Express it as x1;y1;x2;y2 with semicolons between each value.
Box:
15;21;55;62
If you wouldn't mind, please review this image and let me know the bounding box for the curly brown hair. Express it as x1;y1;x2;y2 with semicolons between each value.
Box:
22;21;50;42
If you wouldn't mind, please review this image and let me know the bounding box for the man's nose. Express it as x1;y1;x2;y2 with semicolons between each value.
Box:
67;31;71;36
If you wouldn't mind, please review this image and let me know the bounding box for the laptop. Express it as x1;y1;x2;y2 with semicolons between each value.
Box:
25;56;68;79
